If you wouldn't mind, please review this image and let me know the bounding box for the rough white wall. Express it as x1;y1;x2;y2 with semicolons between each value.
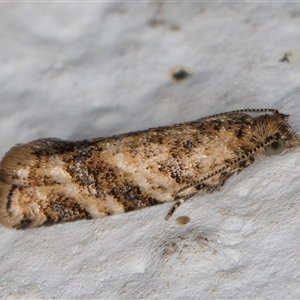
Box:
1;2;300;299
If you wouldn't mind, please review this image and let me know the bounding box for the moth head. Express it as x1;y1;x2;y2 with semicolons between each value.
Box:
253;112;300;155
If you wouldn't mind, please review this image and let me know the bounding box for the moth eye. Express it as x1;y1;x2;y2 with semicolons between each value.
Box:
265;138;286;155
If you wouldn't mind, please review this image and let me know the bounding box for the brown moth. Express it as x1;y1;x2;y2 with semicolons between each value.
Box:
0;109;299;229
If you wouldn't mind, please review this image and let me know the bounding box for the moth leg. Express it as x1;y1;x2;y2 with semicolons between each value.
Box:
165;199;185;221
236;156;254;174
165;184;205;221
215;156;255;191
165;157;255;221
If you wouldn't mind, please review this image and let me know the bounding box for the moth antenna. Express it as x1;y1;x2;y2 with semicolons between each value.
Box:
201;108;279;120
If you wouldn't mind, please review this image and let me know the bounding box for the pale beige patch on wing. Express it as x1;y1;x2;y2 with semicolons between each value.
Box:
84;194;124;217
48;156;73;184
111;150;181;202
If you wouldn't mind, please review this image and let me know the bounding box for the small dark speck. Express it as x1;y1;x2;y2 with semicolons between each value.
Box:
169;66;192;82
289;11;300;18
148;19;165;28
169;24;180;31
279;53;291;63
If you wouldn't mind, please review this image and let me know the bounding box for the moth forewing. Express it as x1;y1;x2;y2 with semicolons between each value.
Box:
0;109;299;229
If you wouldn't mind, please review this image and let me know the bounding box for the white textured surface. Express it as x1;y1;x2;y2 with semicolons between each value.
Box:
1;2;300;299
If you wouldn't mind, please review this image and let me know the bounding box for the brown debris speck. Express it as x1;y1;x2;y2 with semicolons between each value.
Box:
176;216;191;225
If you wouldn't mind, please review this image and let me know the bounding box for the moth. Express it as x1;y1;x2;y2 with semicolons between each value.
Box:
0;109;299;229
